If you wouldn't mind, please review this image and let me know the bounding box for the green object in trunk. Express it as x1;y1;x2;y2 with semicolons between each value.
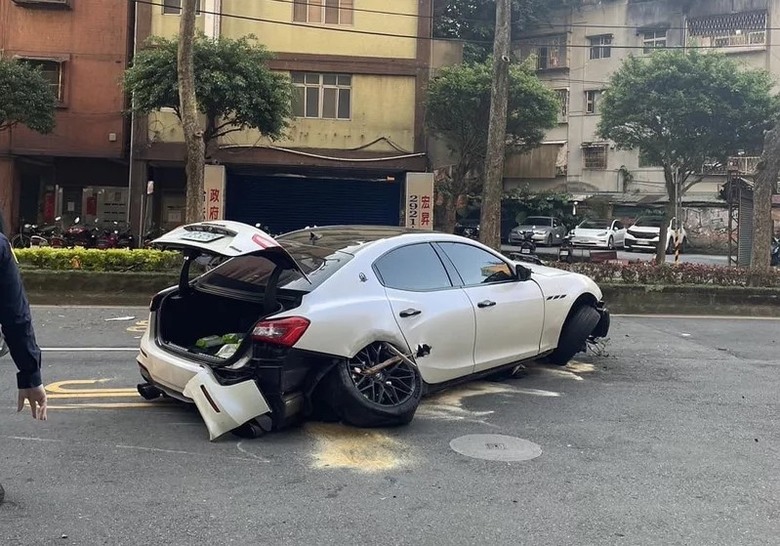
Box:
196;335;224;349
221;333;243;345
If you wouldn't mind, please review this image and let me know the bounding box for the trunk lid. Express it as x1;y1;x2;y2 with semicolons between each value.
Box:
151;220;310;282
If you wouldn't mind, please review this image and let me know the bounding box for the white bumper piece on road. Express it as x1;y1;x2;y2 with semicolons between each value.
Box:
183;367;271;441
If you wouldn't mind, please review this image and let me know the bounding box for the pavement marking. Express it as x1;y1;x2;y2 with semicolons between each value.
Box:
613;314;780;321
41;348;138;352
5;436;63;443
236;441;270;463
127;320;148;333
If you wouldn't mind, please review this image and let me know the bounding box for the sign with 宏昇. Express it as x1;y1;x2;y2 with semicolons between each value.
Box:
404;172;434;230
203;165;226;221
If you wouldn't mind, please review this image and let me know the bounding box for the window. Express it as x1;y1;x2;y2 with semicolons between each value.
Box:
438;243;514;286
162;0;201;15
374;244;452;292
555;89;569;120
291;72;352;119
518;35;567;70
687;11;767;49
20;59;64;103
198;243;353;295
585;90;602;115
583;144;608;170
293;0;354;25
642;30;667;53
589;35;612;59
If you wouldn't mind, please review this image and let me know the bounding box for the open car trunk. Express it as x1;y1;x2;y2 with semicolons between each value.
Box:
156;288;303;357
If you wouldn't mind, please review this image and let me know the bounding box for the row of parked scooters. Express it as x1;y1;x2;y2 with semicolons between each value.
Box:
10;216;139;250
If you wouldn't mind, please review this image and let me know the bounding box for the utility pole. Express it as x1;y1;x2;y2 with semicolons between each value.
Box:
479;0;511;251
178;0;205;223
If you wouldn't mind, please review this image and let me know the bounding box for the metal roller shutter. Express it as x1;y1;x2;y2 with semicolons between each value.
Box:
225;174;402;235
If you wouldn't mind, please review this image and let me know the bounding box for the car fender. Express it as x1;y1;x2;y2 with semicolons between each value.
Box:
523;265;603;352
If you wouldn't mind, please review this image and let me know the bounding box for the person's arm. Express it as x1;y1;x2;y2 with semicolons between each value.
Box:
0;234;43;389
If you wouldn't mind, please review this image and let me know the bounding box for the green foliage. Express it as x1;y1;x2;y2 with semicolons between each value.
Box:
434;0;583;62
501;187;576;228
0;57;57;134
553;261;780;288
124;34;293;146
426;59;558;196
598;50;778;187
15;247;181;272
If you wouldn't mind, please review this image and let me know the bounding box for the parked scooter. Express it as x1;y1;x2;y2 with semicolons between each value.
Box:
11;216;64;248
508;230;542;265
64;217;100;248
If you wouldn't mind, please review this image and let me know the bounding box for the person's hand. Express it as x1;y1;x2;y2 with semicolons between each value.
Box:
17;385;47;421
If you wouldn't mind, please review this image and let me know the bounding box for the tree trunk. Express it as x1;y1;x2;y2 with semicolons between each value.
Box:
479;0;511;251
750;125;780;277
657;168;676;265
178;0;206;223
441;192;458;235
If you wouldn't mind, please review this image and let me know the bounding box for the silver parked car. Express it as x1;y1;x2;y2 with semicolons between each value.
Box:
509;216;567;246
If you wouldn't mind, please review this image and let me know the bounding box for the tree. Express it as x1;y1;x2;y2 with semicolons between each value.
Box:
598;50;777;264
480;0;511;250
426;59;559;235
124;34;293;221
434;0;582;62
177;0;204;223
0;58;57;134
751;123;780;276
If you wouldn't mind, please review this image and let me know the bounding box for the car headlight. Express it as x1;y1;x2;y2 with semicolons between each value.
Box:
534;230;545;235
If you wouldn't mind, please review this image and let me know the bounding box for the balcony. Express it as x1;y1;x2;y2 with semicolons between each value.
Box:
12;0;72;9
701;156;761;176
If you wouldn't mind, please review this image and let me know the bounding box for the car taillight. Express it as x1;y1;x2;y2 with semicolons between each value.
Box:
251;317;310;347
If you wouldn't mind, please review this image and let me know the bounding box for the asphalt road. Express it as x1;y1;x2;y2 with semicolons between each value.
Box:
502;244;729;266
1;308;778;545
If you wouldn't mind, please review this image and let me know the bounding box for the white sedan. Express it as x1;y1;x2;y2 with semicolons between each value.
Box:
136;222;610;440
569;218;626;249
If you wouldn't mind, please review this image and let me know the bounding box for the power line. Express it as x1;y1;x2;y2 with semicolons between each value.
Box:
133;1;780;53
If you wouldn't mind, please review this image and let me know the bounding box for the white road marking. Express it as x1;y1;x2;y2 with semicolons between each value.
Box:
4;436;63;443
613;314;780;321
236;441;270;462
41;348;138;352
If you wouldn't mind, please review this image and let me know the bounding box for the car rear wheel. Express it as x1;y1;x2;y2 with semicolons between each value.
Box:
547;305;601;366
323;342;422;428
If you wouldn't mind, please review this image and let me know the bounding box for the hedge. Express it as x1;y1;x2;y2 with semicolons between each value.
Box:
554;261;780;288
14;247;182;272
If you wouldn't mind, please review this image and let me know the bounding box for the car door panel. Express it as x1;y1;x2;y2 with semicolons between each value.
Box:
373;242;477;384
384;289;477;384
435;242;545;372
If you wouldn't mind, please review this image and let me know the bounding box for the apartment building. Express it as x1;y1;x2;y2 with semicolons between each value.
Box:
0;0;134;233
512;0;778;214
130;0;459;235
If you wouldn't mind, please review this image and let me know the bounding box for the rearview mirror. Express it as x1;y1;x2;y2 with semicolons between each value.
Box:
515;264;532;282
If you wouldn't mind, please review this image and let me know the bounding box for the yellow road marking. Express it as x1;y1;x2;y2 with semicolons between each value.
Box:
46;402;161;410
47;392;139;399
127;320;148;333
46;379;135;394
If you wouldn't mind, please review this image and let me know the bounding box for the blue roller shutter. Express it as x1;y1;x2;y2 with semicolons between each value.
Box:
225;174;402;235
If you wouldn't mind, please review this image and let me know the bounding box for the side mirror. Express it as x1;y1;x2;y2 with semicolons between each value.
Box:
74;217;81;224
515;264;532;282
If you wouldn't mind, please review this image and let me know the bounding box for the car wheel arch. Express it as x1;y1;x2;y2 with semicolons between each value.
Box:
554;292;600;344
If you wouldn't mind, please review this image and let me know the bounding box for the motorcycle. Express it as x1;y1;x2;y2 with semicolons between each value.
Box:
11;216;63;248
508;230;542;265
64;217;100;248
95;221;136;250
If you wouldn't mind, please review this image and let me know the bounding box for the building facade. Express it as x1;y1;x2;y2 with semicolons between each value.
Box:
0;0;133;233
129;0;455;236
512;0;778;214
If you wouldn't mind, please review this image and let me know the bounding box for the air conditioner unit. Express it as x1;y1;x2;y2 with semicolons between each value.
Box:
12;0;72;9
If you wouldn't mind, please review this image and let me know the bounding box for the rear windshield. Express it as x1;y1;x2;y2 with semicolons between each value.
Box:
523;217;552;226
634;217;663;228
196;242;352;296
579;219;610;229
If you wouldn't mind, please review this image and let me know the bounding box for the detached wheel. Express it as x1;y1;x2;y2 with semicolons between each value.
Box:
548;305;601;366
324;343;422;428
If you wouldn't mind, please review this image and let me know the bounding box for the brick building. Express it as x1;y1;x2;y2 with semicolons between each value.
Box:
0;0;133;234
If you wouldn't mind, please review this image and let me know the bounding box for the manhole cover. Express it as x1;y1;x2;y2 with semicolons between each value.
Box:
449;434;542;462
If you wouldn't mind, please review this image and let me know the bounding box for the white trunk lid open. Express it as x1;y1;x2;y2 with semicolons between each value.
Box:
152;220;309;280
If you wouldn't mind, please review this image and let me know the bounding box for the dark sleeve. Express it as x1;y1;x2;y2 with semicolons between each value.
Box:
0;234;42;389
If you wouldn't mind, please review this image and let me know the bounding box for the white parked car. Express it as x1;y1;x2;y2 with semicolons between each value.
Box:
569;218;626;249
624;216;687;254
136;222;610;440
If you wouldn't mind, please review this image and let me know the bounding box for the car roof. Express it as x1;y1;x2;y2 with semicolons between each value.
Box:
276;225;443;254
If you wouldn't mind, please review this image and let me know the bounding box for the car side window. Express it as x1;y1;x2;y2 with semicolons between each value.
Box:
615;221;624;230
374;243;453;291
437;242;514;286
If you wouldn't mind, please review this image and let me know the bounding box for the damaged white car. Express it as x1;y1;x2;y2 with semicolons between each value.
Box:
136;222;610;440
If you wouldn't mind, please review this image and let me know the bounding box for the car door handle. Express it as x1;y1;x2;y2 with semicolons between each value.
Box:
478;300;497;308
399;308;422;318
